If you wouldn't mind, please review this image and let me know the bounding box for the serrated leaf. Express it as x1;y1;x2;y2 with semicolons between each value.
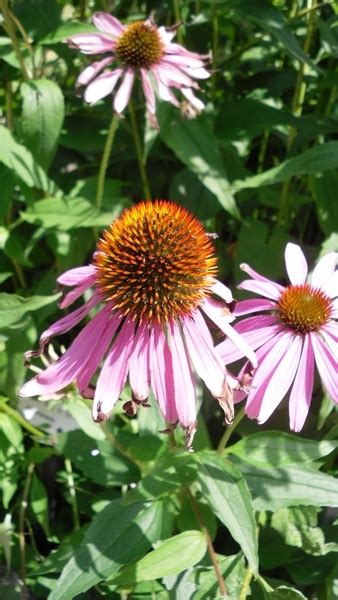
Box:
48;499;164;600
111;531;207;585
194;452;258;573
20;196;120;231
158;106;239;218
227;432;337;467
236;460;338;510
0;293;59;329
0;126;57;193
21;79;65;170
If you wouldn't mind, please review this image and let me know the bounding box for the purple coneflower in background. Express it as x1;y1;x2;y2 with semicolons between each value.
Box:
20;201;256;447
67;13;210;127
218;243;338;432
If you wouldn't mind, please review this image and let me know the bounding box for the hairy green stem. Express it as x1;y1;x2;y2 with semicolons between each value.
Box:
0;399;45;438
187;488;227;597
172;0;183;44
65;458;80;530
128;100;152;199
95;113;120;208
217;406;245;452
239;566;253;599
211;9;219;102
0;0;29;80
19;463;35;583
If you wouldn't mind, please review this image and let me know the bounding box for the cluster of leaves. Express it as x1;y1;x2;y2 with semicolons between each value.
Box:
0;0;337;598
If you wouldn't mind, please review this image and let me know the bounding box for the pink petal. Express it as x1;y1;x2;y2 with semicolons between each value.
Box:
151;66;180;106
129;322;150;401
157;26;176;45
310;332;338;403
240;263;284;290
76;56;114;86
212;280;233;304
202;298;257;366
92;12;125;36
181;88;205;111
113;69;134;113
234;298;277;316
77;309;121;395
156;62;198;89
322;271;338;299
169;321;196;427
149;323;177;424
284;243;308;285
332;299;338;317
218;321;281;364
57;265;96;286
238;279;283;301
59;275;96;309
84;69;122;104
67;33;115;54
289;335;314;432
182;310;225;398
92;318;136;418
19;305;111;397
311;252;337;290
140;68;156;118
162;53;207;70
257;335;303;424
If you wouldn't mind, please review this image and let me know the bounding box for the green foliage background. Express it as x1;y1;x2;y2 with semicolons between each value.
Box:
0;0;337;598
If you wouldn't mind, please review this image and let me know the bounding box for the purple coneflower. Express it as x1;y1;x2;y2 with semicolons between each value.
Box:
218;243;338;431
67;13;210;127
20;201;256;446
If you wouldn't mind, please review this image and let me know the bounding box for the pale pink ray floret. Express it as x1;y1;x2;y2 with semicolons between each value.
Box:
67;12;211;127
217;243;338;432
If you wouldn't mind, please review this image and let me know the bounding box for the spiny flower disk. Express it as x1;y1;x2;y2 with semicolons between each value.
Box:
115;21;164;68
94;200;218;323
277;284;332;333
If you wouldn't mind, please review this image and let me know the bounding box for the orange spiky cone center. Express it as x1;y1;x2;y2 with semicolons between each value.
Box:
277;284;332;333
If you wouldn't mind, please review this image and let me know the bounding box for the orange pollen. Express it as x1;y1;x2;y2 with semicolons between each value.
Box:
115;21;164;68
93;200;218;324
277;284;332;333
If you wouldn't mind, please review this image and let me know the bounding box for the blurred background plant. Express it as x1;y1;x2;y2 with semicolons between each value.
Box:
0;0;337;598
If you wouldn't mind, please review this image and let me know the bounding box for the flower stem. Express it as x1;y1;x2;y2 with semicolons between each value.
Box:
239;566;253;600
217;406;245;452
65;458;80;530
0;398;45;438
172;0;184;44
19;462;35;583
187;488;227;597
128;100;152;199
0;0;29;80
95;113;120;209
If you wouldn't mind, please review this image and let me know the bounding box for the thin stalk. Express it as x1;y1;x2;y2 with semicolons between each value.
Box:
101;422;144;469
19;463;35;583
128;100;152;199
211;8;219;102
0;0;29;80
95;113;120;209
65;458;80;530
187;488;227;597
277;0;317;224
5;81;13;131
8;8;36;78
239;566;253;600
257;130;270;173
0;400;45;438
217;406;245;452
172;0;183;44
11;258;27;289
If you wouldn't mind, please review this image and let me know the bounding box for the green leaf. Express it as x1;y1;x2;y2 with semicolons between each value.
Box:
228;432;337;467
271;507;338;556
234;142;338;191
12;0;61;41
21;79;65;170
40;21;96;45
267;586;307;599
236;461;338;510
193;553;246;600
30;473;50;536
194;452;258;573
0;293;58;329
56;430;140;487
20;196;119;231
158;106;239;218
309;172;338;236
0;126;57;193
111;531;207;585
48;499;164;600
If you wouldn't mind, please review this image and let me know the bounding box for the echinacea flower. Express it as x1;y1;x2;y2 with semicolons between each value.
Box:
67;13;210;127
20;201;256;446
218;243;338;432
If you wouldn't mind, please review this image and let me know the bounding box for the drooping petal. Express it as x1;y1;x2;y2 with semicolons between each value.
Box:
233;298;277;316
181;88;205;111
238;279;283;301
67;33;115;54
211;280;233;304
182;310;225;398
321;270;338;299
19;305;111;398
311;252;337;290
76;56;114;86
169;320;196;427
240;263;285;290
285;243;308;285
92;318;136;419
218;320;281;364
289;335;314;432
157;26;176;45
152;66;180;106
202;297;257;366
310;332;338;403
92;12;125;36
59;276;97;309
149;323;177;424
129;322;150;401
257;335;303;424
140;68;157;126
156;62;198;89
84;69;123;104
57;265;96;286
113;69;134;113
161;53;208;70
